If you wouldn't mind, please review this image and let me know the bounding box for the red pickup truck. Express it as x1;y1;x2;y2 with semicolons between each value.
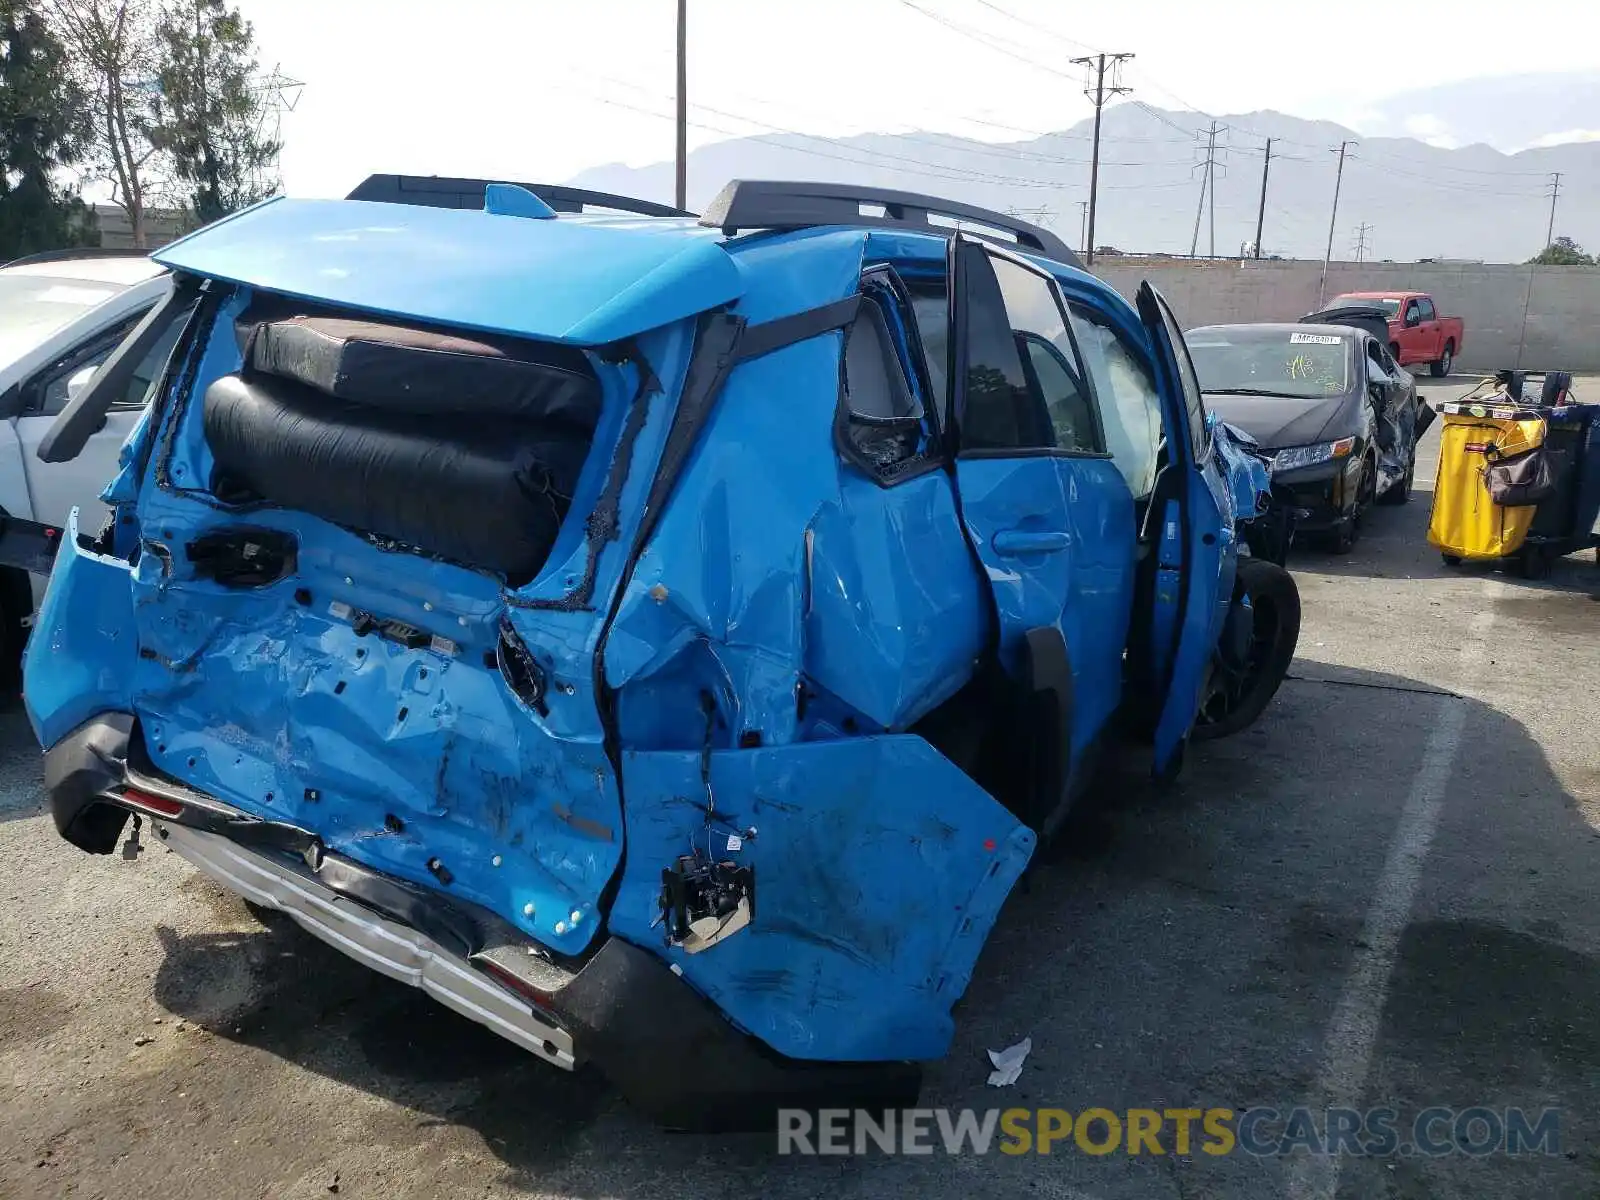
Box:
1328;291;1464;377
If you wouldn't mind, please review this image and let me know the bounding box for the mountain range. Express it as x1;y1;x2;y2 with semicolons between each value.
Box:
568;98;1600;265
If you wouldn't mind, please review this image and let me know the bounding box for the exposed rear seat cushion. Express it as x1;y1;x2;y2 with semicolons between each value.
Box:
204;371;589;580
246;314;601;429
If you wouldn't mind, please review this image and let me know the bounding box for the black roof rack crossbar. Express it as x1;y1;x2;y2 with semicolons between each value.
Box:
4;248;154;268
699;180;1085;270
345;174;694;218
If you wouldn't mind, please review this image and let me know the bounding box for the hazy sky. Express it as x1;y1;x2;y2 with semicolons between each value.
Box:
239;0;1600;198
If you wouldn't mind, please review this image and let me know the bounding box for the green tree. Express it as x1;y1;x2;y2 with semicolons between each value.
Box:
45;0;164;248
152;0;277;227
1528;236;1595;266
0;0;98;259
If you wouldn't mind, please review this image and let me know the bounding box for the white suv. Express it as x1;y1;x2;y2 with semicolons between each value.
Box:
0;250;178;671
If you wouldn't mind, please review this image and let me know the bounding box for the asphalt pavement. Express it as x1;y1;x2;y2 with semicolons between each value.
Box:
2;373;1597;1200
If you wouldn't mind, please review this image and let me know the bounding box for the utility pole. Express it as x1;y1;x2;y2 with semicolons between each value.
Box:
1209;122;1217;258
1078;200;1089;255
1190;122;1221;258
1253;137;1272;259
1318;139;1355;306
1544;171;1563;250
1069;51;1133;267
1352;222;1373;263
675;0;688;212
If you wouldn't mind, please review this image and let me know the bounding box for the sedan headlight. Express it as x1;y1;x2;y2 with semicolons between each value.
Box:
1272;436;1356;473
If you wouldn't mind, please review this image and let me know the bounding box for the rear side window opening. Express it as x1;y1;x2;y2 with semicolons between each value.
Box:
193;300;612;588
837;271;937;484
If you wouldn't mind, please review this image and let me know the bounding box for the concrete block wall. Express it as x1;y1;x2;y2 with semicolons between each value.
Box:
1090;258;1600;372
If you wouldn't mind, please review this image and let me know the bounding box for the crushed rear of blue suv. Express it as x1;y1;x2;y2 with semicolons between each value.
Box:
21;176;1299;1130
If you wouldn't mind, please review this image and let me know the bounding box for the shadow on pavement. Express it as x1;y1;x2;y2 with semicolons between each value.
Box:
139;658;1599;1199
1283;479;1600;594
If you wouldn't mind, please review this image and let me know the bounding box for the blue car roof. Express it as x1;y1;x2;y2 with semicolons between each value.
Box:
154;194;1113;347
153;196;746;346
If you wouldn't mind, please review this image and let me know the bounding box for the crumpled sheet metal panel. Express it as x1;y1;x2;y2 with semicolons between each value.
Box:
610;736;1035;1062
803;471;985;731
1371;394;1418;497
604;231;885;744
23;511;142;750
123;552;623;957
96;292;701;959
1213;420;1273;523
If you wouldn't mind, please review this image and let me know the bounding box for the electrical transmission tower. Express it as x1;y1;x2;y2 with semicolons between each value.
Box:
247;65;304;196
1352;222;1373;263
1006;204;1057;230
1069;51;1133;266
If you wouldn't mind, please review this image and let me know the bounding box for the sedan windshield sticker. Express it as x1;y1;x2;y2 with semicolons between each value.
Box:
1289;332;1341;345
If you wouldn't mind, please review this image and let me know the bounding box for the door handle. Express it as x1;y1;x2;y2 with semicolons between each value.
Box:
992;528;1071;556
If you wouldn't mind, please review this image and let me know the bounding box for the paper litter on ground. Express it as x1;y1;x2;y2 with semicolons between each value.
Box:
986;1037;1032;1087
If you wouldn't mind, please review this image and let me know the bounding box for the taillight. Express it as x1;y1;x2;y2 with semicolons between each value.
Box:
121;788;185;818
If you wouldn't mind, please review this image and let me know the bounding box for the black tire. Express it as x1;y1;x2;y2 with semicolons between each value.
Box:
1192;558;1301;741
0;567;32;693
1541;371;1573;406
1441;553;1462;567
1430;341;1454;378
1322;521;1356;554
1516;546;1552;580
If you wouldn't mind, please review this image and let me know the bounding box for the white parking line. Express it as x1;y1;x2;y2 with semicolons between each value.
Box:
1285;588;1501;1200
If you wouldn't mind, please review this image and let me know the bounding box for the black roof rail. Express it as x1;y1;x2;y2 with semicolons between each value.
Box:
699;180;1085;270
4;247;154;268
345;174;695;218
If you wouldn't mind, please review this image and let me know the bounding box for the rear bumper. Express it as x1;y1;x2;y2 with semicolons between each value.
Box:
45;712;922;1131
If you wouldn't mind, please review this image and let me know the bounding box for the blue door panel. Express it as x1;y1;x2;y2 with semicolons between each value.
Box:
609;736;1035;1061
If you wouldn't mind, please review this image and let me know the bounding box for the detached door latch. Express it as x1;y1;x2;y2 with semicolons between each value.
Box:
657;852;754;954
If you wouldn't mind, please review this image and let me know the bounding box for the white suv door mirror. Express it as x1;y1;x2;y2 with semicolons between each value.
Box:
65;365;99;406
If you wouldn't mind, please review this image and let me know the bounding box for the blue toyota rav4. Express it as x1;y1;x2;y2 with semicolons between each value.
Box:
19;176;1298;1129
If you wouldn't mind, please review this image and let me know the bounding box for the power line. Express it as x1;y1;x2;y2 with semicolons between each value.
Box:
587;91;1090;190
892;0;1077;80
965;0;1101;52
1071;51;1134;265
1345;156;1548;197
1354;147;1552;178
581;70;1194;190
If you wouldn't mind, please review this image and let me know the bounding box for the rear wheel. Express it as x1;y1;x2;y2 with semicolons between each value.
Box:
1431;341;1454;378
1192;558;1301;741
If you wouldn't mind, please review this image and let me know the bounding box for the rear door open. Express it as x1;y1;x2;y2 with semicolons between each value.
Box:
1134;283;1233;776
